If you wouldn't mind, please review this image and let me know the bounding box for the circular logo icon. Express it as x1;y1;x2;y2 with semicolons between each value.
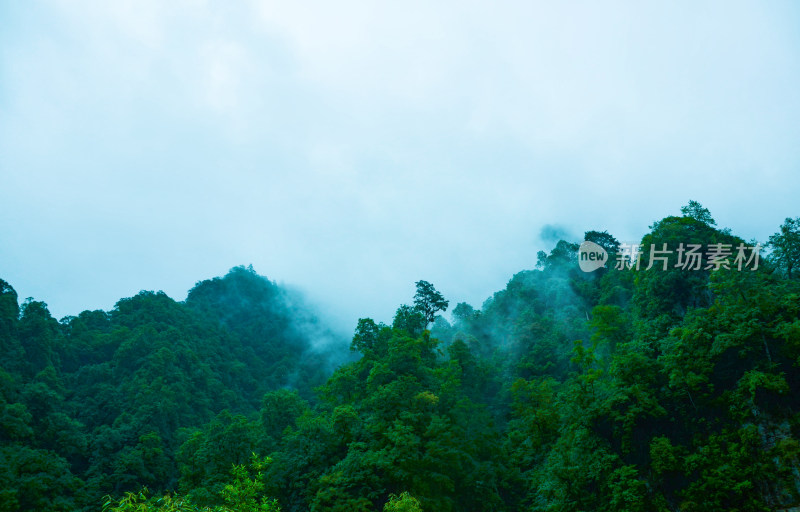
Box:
578;241;608;272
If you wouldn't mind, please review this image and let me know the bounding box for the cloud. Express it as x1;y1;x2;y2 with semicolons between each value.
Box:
1;0;799;327
540;225;574;244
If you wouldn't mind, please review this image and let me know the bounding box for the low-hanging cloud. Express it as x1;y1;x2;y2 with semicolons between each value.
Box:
1;0;799;328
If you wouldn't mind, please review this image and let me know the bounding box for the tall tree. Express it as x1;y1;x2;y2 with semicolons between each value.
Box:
768;217;800;279
413;281;449;326
680;200;716;226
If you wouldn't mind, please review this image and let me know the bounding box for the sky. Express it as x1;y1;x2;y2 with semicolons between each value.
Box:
2;0;799;330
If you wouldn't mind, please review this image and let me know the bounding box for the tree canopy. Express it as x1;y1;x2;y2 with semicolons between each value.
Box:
2;207;800;511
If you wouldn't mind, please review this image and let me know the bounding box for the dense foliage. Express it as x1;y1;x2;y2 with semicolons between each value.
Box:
2;204;800;511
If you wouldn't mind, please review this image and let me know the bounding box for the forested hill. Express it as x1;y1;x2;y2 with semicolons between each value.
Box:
0;266;345;511
2;204;800;511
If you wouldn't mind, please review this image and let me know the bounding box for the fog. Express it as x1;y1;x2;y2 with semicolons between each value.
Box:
2;1;799;330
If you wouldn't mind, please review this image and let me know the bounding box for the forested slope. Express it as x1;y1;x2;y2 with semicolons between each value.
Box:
2;204;800;511
0;266;341;511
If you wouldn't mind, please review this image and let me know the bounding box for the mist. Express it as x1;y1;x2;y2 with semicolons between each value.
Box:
2;0;799;334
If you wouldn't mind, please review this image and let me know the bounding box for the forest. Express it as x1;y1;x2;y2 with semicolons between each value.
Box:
1;202;800;511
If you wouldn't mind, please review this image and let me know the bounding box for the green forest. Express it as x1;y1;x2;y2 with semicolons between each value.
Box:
2;203;800;511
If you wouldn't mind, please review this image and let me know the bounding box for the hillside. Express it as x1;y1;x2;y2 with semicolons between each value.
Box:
2;206;800;511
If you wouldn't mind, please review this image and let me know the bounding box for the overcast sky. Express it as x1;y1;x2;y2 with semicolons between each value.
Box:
2;1;799;330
